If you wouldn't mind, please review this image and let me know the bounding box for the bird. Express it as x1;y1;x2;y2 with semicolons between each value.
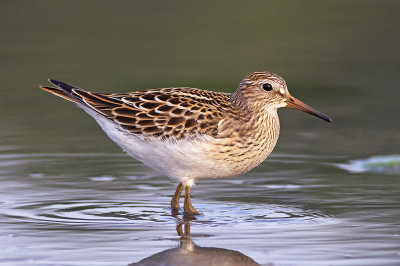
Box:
40;71;332;216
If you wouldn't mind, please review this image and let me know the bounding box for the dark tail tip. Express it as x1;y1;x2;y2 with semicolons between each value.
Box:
49;79;76;93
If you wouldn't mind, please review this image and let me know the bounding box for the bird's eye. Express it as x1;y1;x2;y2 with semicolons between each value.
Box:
262;83;273;91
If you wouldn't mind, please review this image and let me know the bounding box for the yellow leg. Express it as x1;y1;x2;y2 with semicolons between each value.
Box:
183;185;201;215
171;183;183;210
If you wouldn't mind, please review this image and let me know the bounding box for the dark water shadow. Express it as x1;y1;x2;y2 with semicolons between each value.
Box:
129;215;262;266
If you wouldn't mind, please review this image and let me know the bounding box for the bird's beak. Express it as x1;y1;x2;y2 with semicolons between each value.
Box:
285;93;332;122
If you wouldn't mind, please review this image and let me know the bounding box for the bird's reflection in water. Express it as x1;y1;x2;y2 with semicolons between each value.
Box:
129;214;260;266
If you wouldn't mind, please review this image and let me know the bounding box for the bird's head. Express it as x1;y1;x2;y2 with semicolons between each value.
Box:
233;71;332;122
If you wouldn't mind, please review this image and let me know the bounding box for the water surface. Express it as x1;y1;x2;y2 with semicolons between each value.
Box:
1;152;399;265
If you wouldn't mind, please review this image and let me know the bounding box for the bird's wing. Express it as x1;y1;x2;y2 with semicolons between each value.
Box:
41;80;235;140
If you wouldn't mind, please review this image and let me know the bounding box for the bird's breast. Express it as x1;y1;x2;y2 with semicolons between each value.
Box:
208;112;281;176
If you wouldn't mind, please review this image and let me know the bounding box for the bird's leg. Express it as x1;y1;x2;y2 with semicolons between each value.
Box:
176;223;183;236
183;185;201;216
171;183;183;212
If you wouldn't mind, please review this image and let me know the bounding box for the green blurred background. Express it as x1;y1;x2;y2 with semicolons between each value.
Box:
1;0;399;156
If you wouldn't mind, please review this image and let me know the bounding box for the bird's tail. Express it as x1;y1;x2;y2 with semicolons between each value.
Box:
40;79;124;117
40;79;82;104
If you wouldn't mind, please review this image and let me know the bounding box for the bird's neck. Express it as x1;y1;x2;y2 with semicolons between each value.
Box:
251;109;280;156
231;86;248;105
247;109;280;139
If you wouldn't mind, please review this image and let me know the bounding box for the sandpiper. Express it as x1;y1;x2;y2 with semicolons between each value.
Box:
40;71;331;215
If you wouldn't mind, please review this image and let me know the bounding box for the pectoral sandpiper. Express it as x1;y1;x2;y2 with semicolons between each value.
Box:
41;71;331;216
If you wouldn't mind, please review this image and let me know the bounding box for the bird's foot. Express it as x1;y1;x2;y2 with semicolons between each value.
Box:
183;204;202;216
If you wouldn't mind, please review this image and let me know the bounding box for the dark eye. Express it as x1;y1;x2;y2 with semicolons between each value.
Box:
262;83;273;91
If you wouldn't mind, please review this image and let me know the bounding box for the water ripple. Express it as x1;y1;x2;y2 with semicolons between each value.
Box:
3;199;331;230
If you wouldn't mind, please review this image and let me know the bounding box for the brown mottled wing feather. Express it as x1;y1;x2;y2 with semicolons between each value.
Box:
75;87;235;139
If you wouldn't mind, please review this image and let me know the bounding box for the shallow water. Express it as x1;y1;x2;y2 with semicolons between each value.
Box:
1;152;399;265
1;1;400;265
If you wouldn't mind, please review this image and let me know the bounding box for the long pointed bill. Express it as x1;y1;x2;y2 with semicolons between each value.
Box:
285;94;332;122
